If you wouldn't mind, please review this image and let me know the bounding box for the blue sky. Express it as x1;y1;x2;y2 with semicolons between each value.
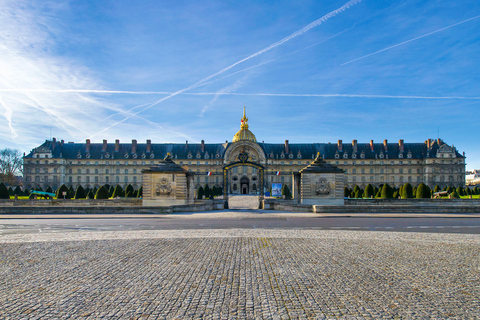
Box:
1;0;479;170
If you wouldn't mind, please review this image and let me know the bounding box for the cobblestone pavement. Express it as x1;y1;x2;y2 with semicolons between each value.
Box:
1;229;479;319
228;195;260;210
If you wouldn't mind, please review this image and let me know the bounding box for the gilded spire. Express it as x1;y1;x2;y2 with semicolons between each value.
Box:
232;106;256;143
240;106;249;130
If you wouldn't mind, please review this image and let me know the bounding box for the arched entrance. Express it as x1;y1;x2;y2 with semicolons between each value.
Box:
240;177;249;194
223;161;264;198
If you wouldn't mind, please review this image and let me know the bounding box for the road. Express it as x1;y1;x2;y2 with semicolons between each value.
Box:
1;210;480;235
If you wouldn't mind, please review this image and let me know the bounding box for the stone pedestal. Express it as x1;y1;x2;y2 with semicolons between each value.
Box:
142;155;194;206
299;153;345;205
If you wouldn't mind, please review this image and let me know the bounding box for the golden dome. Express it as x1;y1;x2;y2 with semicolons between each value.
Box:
232;106;257;143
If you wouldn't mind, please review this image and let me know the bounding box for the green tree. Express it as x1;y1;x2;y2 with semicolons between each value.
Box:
197;186;204;199
450;189;460;199
108;185;115;197
86;190;95;199
344;187;351;198
8;187;13;196
401;183;414;199
456;186;464;196
204;184;211;199
13;186;22;195
354;189;362;199
74;185;86;199
375;190;381;198
125;184;134;197
363;184;374;198
433;185;440;193
282;184;292;200
112;185;124;198
0;183;10;199
67;186;75;198
465;187;472;196
137;186;143;198
353;185;360;194
393;190;399;199
95;185;110;199
416;183;431;199
45;186;53;194
56;184;70;199
381;183;393;199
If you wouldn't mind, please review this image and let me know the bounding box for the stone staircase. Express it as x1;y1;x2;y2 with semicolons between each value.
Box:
228;195;260;210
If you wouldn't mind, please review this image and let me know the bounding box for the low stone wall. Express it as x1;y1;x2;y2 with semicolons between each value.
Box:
314;205;480;214
0;200;225;215
346;198;480;207
262;199;313;212
0;198;142;207
263;198;480;214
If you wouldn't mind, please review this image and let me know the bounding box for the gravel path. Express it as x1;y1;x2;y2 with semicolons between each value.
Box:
1;229;479;319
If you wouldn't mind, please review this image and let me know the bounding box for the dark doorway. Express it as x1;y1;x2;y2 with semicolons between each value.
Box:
241;177;249;194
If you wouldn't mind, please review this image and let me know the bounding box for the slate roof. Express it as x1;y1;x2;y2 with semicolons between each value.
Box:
299;154;344;174
142;155;188;173
25;139;464;160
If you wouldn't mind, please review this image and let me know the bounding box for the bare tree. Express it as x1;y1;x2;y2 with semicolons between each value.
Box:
0;148;23;185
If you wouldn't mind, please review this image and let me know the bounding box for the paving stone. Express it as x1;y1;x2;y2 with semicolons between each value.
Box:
0;229;479;319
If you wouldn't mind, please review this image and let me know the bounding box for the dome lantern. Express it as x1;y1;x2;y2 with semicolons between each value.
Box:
232;106;257;143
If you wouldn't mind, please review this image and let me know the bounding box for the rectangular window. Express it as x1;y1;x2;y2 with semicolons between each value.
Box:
133;176;137;183
78;169;81;174
370;169;373;174
95;176;98;183
106;176;109;183
133;169;137;174
125;169;128;174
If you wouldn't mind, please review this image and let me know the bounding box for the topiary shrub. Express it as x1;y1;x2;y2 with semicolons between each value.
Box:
95;186;110;199
137;186;143;198
74;185;86;199
56;184;70;199
197;186;204;199
381;183;393;199
363;184;374;198
282;184;292;200
86;190;95;199
112;185;124;198
344;187;351;198
354;189;362;199
401;183;414;199
0;183;10;199
125;184;134;197
416;183;431;199
450;190;460;199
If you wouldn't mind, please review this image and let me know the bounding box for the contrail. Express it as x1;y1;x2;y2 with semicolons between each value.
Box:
186;92;480;100
0;89;172;95
342;14;480;66
89;0;363;138
0;94;17;138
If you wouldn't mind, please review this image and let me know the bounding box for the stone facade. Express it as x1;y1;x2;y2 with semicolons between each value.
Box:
142;155;194;206
23;109;466;193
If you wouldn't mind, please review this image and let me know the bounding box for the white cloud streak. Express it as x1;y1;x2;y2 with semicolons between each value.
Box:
341;14;480;66
6;90;479;100
89;0;363;137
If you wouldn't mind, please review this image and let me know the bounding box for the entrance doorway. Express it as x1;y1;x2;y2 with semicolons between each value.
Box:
240;177;249;194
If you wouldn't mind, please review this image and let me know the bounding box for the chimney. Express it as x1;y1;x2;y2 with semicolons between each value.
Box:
383;139;388;152
399;139;404;153
437;138;442;146
337;140;343;152
115;139;120;152
186;140;188;149
131;139;137;154
352;140;357;153
102;139;107;152
52;137;56;150
146;140;151;153
370;140;374;152
201;140;205;152
86;139;90;153
285;140;290;154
